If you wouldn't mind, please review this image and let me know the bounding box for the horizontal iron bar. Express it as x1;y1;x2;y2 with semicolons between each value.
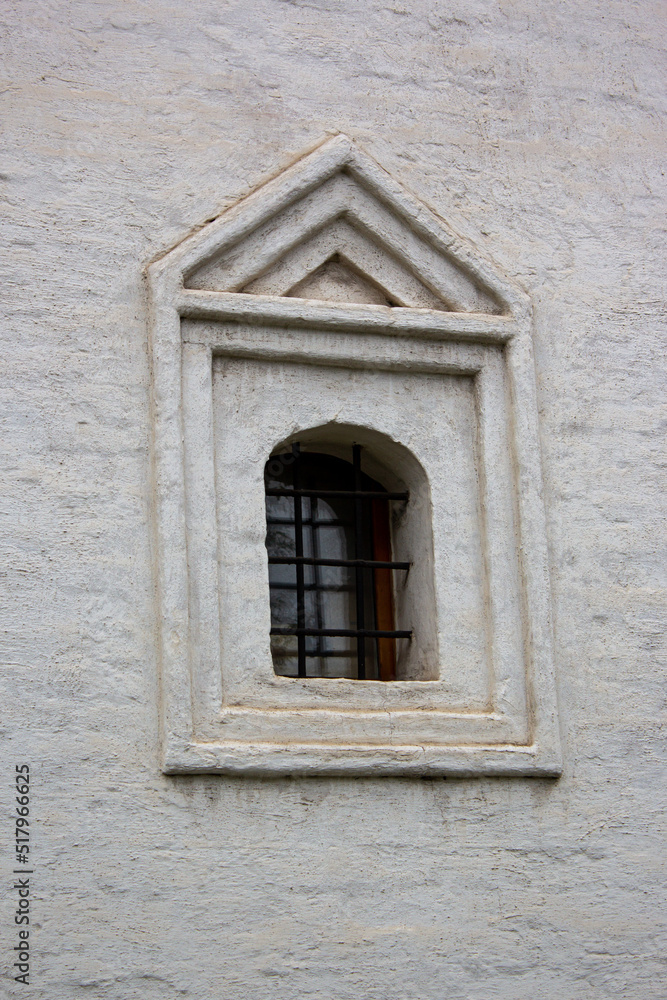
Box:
266;488;409;501
268;581;354;592
266;517;351;528
272;649;357;659
271;627;412;639
268;556;410;570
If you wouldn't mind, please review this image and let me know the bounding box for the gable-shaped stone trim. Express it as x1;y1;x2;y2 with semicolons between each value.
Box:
148;134;561;777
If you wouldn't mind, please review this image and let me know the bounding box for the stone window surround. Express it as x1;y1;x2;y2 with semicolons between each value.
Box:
148;134;561;777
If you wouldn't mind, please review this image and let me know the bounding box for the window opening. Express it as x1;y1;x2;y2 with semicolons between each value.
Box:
265;443;412;680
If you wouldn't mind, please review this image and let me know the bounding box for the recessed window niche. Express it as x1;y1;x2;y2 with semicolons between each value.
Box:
263;426;439;683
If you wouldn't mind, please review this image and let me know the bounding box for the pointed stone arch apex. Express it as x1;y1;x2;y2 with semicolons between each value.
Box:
155;134;526;320
284;254;399;307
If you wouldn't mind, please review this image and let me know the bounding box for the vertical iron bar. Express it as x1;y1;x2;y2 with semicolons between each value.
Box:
371;529;380;680
312;495;325;671
371;498;397;681
292;442;306;678
352;444;366;680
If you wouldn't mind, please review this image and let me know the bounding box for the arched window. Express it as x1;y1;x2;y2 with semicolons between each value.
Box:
150;134;561;775
264;443;411;680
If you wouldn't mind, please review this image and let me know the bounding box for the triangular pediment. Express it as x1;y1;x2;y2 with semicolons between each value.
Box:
284;254;398;307
160;135;520;318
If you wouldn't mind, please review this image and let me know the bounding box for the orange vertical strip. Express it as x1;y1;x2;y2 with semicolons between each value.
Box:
372;499;397;681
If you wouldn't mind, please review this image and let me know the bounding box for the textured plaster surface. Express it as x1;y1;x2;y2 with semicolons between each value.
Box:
1;1;665;997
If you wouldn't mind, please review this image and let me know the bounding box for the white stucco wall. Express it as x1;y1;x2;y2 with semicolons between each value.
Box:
2;2;665;997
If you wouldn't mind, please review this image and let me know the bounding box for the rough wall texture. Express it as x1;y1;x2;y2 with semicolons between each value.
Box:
1;2;665;997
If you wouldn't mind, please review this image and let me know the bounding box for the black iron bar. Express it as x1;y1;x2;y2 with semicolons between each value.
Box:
267;488;409;501
292;443;307;678
371;532;380;683
268;556;410;570
352;444;365;679
311;495;325;666
267;517;351;528
270;581;354;593
303;649;356;658
274;650;356;662
271;627;412;638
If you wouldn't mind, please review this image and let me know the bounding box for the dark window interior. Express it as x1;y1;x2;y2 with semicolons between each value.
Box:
264;443;411;680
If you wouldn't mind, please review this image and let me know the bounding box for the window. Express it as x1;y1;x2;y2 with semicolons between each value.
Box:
149;134;562;776
265;443;411;680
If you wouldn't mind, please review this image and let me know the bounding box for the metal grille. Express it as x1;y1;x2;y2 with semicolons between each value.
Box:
265;443;412;680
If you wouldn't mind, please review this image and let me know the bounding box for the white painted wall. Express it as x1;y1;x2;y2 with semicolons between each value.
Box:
2;2;665;996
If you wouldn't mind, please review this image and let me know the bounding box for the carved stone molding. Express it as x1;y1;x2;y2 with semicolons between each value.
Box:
148;134;561;777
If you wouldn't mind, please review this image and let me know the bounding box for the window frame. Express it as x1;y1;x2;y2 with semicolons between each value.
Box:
148;135;562;777
265;443;409;682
